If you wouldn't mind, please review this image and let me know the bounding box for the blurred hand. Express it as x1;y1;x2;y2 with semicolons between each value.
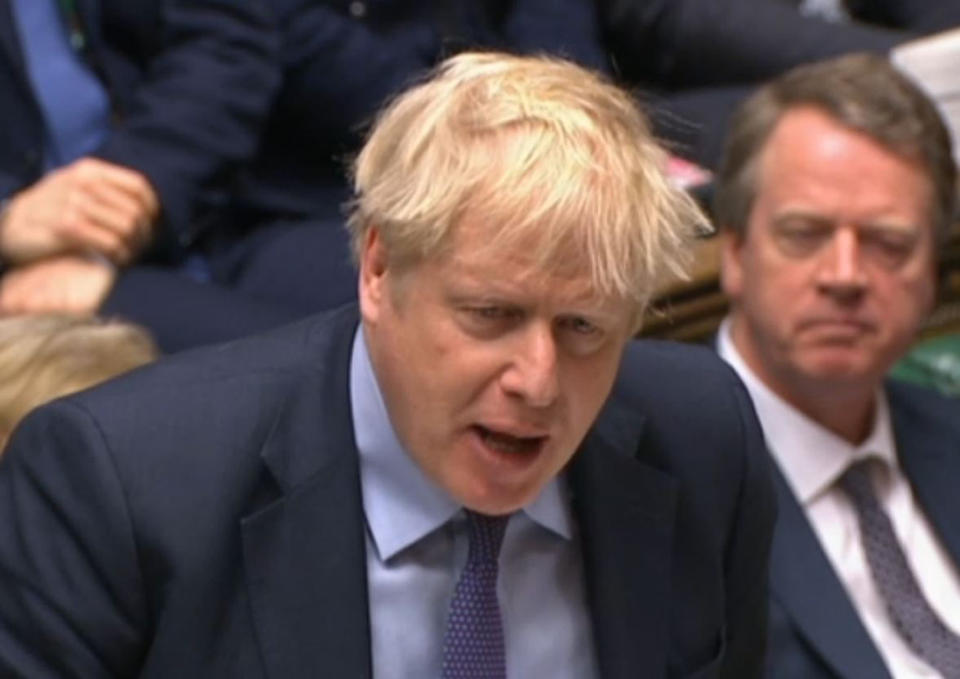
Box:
0;158;159;266
0;254;117;315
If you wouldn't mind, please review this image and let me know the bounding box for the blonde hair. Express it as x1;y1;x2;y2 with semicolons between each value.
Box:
0;314;158;442
347;51;707;326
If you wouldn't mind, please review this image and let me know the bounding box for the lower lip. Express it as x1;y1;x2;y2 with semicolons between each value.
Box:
804;320;870;335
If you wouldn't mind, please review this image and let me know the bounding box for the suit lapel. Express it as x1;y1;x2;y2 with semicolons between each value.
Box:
0;0;27;80
569;400;679;679
241;310;372;679
891;392;960;568
768;466;891;679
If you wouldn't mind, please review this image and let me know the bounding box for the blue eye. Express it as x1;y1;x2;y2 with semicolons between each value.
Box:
566;317;598;335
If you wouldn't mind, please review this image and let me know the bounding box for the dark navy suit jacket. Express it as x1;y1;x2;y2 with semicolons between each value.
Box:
0;305;776;678
254;0;613;225
265;0;941;176
765;381;960;678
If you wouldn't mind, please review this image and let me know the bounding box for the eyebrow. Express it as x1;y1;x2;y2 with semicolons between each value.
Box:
770;211;832;227
771;210;921;234
445;284;625;326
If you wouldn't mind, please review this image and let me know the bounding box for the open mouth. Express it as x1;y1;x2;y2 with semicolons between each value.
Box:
472;425;547;455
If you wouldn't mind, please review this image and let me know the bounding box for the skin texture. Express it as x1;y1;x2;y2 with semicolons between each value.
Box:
0;254;115;314
0;157;157;315
359;218;635;515
721;106;937;443
0;157;158;267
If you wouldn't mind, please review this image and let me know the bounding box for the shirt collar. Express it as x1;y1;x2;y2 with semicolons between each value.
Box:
718;318;897;504
349;328;573;563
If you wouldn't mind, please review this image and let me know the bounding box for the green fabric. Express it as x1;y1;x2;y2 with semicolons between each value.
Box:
890;334;960;397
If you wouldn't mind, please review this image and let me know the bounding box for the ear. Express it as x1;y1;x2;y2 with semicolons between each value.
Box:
358;227;389;325
718;229;745;301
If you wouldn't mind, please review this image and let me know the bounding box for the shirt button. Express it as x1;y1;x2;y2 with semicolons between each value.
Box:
348;1;366;18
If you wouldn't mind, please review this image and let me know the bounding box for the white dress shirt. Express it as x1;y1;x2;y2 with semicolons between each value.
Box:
719;320;960;679
350;329;598;679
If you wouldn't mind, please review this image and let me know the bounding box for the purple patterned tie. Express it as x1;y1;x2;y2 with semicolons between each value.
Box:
442;511;510;679
840;459;960;677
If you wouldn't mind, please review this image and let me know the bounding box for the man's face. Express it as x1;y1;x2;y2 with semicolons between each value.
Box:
722;106;937;402
359;219;635;515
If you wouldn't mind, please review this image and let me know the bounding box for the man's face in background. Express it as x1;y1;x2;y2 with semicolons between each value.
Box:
722;106;937;407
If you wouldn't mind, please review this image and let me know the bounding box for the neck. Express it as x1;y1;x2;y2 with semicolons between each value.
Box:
785;386;876;444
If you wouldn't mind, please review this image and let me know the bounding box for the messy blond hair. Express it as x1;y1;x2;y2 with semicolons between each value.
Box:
347;51;706;327
0;315;158;444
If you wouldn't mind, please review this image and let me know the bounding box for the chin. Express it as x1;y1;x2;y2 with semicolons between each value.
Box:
799;357;879;388
455;477;544;516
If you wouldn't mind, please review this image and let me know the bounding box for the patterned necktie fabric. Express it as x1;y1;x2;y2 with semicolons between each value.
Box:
442;510;510;679
839;459;960;677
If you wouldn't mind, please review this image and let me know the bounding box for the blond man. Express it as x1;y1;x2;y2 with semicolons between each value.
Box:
0;52;774;678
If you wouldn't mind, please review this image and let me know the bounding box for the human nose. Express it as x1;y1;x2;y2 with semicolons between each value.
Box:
816;228;867;299
499;322;560;408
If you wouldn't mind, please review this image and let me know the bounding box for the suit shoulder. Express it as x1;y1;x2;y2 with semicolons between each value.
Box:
78;308;355;407
45;307;356;454
614;339;746;411
887;379;960;433
605;339;762;474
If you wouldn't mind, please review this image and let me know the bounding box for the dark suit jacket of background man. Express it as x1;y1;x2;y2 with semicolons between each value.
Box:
765;381;960;678
283;0;948;184
0;305;776;678
0;0;279;266
0;0;363;351
595;0;960;166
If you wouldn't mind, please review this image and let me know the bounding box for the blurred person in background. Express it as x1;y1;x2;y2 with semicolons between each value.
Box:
0;314;157;449
715;53;960;679
275;0;960;201
0;0;355;353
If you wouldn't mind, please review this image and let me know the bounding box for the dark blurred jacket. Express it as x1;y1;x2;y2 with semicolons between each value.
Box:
0;0;281;263
245;0;612;225
259;0;933;182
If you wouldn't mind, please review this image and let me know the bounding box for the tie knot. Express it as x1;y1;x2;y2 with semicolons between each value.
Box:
465;511;509;563
839;457;886;503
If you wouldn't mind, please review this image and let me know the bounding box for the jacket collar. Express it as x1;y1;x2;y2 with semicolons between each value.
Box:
569;395;679;679
768;464;892;678
888;382;960;567
0;0;26;82
241;306;373;678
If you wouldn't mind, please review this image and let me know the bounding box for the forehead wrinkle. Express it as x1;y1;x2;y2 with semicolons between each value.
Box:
445;242;615;312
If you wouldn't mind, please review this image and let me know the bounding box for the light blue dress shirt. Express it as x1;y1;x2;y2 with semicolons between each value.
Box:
350;328;598;678
11;0;110;170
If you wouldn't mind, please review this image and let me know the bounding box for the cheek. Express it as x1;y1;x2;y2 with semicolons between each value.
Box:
746;268;807;328
563;354;622;424
880;275;935;333
426;346;507;417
